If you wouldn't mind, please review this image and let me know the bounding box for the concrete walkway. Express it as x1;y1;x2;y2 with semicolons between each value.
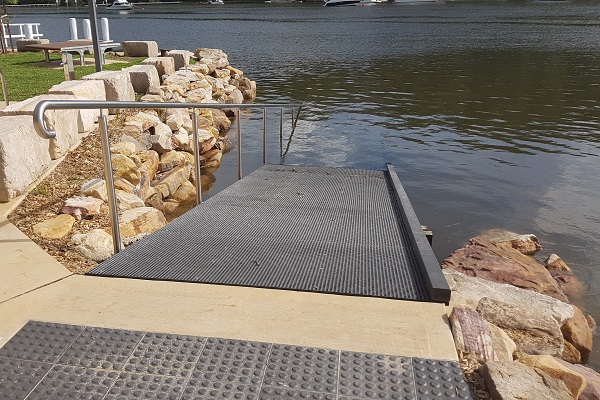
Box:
0;196;457;361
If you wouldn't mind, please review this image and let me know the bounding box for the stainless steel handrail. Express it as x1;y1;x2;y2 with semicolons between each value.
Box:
33;99;290;254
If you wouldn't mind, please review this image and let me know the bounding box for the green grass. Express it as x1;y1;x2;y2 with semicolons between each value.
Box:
0;52;145;102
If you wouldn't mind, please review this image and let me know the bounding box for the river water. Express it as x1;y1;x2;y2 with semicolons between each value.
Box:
10;1;600;366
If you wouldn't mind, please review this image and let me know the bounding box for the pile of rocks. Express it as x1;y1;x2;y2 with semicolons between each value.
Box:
443;231;599;399
30;48;256;263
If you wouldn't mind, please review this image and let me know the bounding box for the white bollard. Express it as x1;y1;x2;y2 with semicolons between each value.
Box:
83;19;92;40
69;18;78;40
100;18;110;42
24;24;34;40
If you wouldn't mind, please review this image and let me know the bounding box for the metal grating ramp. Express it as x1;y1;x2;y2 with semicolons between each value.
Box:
0;321;472;399
88;165;449;302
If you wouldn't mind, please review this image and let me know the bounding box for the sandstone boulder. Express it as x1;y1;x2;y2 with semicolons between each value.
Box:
158;150;187;173
32;214;75;239
111;142;137;157
116;190;145;211
123;64;160;94
142;57;176;82
119;207;166;238
114;177;136;194
211;109;232;134
82;71;135;114
61;196;104;220
443;270;574;326
0;94;79;159
166;50;192;70
81;178;108;202
480;229;542;255
122;41;159;57
16;38;49;52
518;354;585;399
561;305;594;362
225;65;243;78
0;116;52;202
476;297;564;356
194;48;229;69
480;361;572;400
112;154;141;185
200;149;222;169
442;237;568;302
48;80;106;134
168;180;196;205
153;163;192;198
138;150;160;180
72;229;114;262
149;122;173;154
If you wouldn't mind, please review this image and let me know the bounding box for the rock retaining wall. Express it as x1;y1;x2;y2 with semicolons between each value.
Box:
0;47;255;204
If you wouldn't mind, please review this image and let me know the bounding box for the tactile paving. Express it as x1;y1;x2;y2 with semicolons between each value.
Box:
89;165;437;302
0;321;84;363
26;364;117;400
58;326;144;370
0;321;472;400
0;357;52;400
122;333;206;377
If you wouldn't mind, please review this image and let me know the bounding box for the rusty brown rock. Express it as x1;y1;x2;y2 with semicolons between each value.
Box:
200;149;222;170
562;306;594;363
561;341;582;364
556;359;600;400
517;354;586;399
144;192;164;213
442;237;568;302
544;254;586;300
153;162;192;198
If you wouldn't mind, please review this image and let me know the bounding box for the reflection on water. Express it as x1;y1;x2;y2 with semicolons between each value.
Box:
12;1;600;367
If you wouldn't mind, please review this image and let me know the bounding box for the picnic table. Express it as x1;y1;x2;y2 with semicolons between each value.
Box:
26;40;120;66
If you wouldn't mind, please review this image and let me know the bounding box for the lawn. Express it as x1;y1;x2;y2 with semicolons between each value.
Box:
0;51;145;102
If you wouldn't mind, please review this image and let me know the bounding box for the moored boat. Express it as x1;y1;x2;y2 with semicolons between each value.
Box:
105;0;133;10
324;0;360;6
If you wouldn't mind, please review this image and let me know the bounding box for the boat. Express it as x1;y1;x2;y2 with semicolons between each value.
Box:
324;0;360;6
392;0;436;3
105;0;133;10
208;0;224;4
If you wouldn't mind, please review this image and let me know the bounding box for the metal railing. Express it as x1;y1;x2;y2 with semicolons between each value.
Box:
33;100;290;254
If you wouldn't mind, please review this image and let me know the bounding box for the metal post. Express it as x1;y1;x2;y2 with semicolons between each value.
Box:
191;108;202;205
0;68;8;107
262;108;267;165
99;115;122;254
87;0;103;72
279;107;283;160
236;108;242;180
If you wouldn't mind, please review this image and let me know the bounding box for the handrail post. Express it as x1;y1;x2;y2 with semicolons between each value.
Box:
99;114;122;254
191;108;202;205
236;108;242;180
279;107;283;160
262;108;267;165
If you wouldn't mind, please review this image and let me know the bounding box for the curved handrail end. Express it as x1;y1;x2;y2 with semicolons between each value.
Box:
33;100;56;139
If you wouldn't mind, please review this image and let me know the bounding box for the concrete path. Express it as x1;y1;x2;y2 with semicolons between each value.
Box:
0;197;457;361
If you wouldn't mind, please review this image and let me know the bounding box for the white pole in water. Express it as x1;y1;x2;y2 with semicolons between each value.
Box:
23;24;34;40
100;18;110;42
69;18;78;40
83;19;92;40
